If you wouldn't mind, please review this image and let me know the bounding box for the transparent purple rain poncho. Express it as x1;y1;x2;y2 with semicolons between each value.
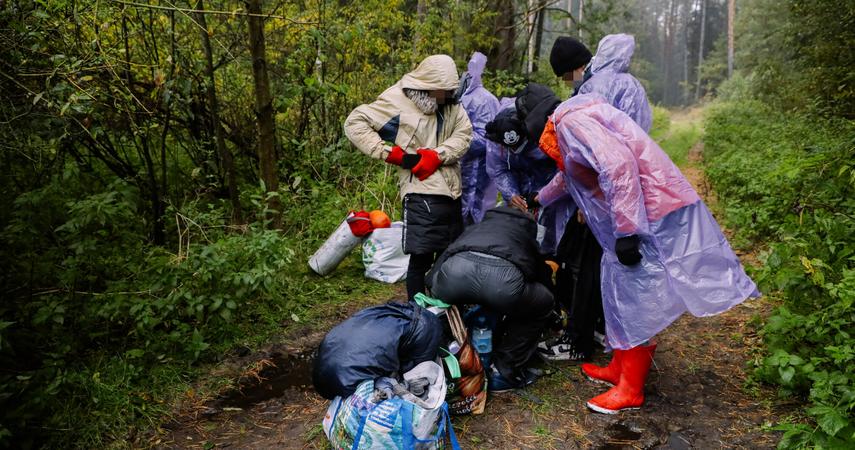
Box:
459;52;500;225
539;94;759;350
486;116;574;255
578;34;652;133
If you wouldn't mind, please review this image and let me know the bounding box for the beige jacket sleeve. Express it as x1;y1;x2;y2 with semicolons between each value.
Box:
435;106;473;165
343;103;392;161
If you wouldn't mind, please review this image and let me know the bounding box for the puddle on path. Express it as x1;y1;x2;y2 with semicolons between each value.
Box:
214;352;315;410
597;422;643;450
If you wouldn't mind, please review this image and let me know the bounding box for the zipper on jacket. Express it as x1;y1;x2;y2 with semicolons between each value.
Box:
436;107;445;144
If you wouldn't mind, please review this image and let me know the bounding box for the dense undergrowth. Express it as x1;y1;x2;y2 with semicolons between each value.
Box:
704;99;855;448
0;160;400;448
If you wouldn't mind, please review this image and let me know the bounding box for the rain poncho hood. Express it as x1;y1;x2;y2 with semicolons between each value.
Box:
459;52;500;224
539;94;758;349
577;34;652;132
344;55;472;199
589;34;634;74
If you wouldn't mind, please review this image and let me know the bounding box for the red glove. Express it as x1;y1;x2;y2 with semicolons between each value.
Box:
385;145;405;165
411;148;442;181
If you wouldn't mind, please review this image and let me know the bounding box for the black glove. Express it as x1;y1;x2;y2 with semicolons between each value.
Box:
615;235;642;266
400;153;421;170
523;192;540;209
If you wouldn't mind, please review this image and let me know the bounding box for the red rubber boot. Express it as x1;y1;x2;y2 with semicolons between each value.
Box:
586;344;656;414
580;349;624;386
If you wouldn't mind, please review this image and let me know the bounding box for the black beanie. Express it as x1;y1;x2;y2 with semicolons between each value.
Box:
485;109;527;148
550;36;592;77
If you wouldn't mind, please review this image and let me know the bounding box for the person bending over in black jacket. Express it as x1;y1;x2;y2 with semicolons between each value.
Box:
427;206;555;392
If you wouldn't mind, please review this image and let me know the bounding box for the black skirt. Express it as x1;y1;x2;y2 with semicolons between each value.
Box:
402;193;463;255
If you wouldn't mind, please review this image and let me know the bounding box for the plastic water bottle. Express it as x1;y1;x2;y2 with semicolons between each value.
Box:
471;316;492;370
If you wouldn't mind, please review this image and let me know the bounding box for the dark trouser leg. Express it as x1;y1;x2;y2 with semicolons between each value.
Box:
406;252;436;300
574;225;603;355
556;220;603;356
402;194;462;300
492;281;554;379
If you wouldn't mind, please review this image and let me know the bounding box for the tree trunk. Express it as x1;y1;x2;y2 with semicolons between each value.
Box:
565;0;572;32
727;0;735;77
196;0;242;223
245;0;281;228
488;0;516;70
695;0;706;100
122;6;165;244
681;0;693;104
413;0;426;53
663;0;677;105
578;0;584;39
533;0;546;73
526;0;536;74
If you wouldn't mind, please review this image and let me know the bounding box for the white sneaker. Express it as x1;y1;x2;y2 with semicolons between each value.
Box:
537;334;589;361
594;331;607;348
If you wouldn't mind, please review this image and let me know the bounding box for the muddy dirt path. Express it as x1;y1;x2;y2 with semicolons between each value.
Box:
151;140;794;449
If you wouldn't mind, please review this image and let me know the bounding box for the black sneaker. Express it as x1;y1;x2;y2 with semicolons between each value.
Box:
488;363;540;393
537;334;590;361
488;366;525;393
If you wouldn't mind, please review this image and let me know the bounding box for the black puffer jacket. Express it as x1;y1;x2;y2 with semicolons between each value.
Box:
428;206;549;283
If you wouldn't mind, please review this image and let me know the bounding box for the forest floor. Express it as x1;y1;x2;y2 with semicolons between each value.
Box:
149;109;798;449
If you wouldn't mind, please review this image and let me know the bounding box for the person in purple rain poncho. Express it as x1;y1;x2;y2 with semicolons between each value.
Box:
574;34;652;131
457;52;500;225
536;93;759;414
538;34;653;363
484;83;574;256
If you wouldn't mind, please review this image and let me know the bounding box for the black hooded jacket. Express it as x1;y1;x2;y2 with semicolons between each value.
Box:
514;83;561;143
429;206;551;284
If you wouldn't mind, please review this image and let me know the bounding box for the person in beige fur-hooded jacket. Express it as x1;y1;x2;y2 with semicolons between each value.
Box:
344;54;473;300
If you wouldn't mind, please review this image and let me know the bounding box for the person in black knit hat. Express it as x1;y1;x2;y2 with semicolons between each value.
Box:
539;34;653;363
549;36;593;90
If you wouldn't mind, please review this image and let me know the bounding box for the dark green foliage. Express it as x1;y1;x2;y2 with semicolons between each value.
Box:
0;172;396;447
0;1;419;445
704;100;855;448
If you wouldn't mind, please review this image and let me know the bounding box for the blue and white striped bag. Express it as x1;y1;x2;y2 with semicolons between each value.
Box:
323;378;460;450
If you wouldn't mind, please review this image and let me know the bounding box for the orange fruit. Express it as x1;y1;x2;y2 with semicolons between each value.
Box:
369;210;391;229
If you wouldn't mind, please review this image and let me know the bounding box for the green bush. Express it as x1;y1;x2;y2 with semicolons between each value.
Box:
704;100;855;448
0;169;396;447
649;106;671;142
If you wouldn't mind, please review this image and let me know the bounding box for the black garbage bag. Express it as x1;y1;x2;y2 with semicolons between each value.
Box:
312;301;443;399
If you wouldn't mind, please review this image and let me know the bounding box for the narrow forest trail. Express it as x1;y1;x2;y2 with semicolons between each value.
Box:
151;111;795;449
